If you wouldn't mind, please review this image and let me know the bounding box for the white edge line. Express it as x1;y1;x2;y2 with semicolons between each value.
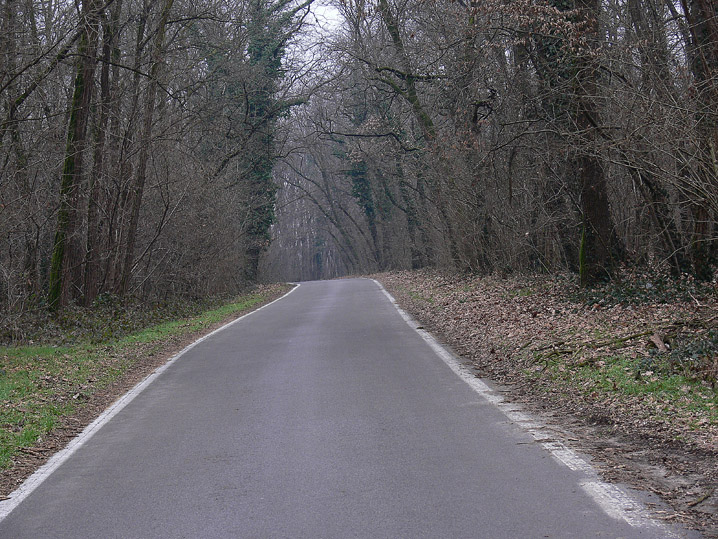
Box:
0;283;300;522
372;279;679;538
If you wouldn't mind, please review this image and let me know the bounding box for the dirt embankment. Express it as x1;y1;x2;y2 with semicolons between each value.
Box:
376;270;717;537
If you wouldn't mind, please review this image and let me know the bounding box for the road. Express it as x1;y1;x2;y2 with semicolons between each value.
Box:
0;279;691;538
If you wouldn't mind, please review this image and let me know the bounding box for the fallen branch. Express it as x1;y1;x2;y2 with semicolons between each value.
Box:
686;489;714;508
533;330;655;361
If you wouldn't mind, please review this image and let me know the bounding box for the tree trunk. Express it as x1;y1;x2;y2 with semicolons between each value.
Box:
47;0;101;309
118;0;174;296
680;0;718;279
84;0;122;305
574;0;621;286
376;0;436;143
627;0;689;275
105;0;148;294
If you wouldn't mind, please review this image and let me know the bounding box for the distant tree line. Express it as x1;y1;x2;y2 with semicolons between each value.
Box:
262;0;717;285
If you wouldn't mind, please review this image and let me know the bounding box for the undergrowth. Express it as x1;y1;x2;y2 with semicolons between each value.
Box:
534;352;717;425
573;266;717;307
0;293;248;346
567;267;718;390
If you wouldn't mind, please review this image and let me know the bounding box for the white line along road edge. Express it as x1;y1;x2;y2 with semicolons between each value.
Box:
0;283;300;523
373;279;680;538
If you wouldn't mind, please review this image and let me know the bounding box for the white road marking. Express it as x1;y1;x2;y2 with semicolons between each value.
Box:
581;480;646;526
374;279;679;538
0;284;300;523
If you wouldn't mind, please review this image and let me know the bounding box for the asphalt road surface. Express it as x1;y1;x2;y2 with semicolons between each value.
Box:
0;279;692;538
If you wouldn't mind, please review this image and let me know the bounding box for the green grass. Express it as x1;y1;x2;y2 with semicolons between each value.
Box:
540;353;717;423
0;287;286;470
507;286;536;298
406;290;434;304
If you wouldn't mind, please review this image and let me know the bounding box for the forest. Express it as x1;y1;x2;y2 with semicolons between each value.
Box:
1;0;717;318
